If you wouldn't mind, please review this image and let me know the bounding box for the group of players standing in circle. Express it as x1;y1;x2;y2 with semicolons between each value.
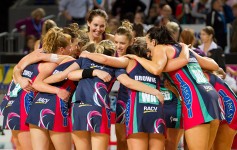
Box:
0;9;237;150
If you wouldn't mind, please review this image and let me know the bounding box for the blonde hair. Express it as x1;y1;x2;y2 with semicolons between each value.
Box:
77;30;90;48
166;21;180;35
95;40;116;56
42;27;71;53
31;8;45;19
81;42;96;52
134;37;147;49
116;20;133;42
41;19;57;38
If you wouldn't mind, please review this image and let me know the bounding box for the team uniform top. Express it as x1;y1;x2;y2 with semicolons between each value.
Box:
126;60;165;136
26;60;77;132
8;63;40;113
2;63;39;130
73;57;125;107
206;72;237;130
164;44;221;130
117;84;129;104
160;75;182;129
160;75;179;103
71;58;125;134
50;60;78;93
127;61;161;103
116;82;129;124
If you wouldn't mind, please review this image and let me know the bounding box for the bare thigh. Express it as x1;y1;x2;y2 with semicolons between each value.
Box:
29;124;50;150
127;133;148;150
115;123;128;150
49;130;71;150
165;128;184;150
91;132;109;150
185;124;210;150
213;123;237;150
71;131;91;150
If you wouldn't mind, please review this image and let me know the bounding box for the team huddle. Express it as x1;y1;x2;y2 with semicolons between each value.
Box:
0;9;237;150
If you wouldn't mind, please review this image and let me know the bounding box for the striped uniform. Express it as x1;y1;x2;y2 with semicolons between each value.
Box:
72;57;123;134
164;44;221;130
160;75;182;129
2;63;39;130
126;61;165;136
206;72;237;130
26;61;77;132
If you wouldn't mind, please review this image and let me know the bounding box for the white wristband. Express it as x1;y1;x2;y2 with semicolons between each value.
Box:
50;54;59;62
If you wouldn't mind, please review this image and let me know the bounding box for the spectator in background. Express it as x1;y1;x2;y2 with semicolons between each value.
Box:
93;0;105;10
134;12;151;32
164;0;181;17
192;0;210;24
155;4;179;27
180;28;206;56
107;18;120;35
206;0;227;50
132;23;144;37
230;3;237;53
198;26;226;71
15;8;45;40
24;35;37;54
34;19;57;50
175;0;195;24
145;4;159;25
59;0;93;26
222;0;235;23
112;0;146;21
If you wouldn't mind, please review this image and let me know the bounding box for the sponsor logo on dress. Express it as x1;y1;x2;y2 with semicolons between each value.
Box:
6;100;14;107
78;103;92;107
52;70;61;74
170;116;178;122
60;100;68;127
203;85;213;92
22;70;33;78
35;98;50;104
90;63;104;69
143;106;157;113
176;73;193;118
189;57;198;63
218;90;236;124
140;93;159;104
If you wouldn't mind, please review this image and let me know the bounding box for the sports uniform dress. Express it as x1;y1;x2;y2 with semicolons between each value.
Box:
206;72;237;130
2;63;39;130
164;44;221;130
71;57;123;134
26;61;77;132
126;60;165;136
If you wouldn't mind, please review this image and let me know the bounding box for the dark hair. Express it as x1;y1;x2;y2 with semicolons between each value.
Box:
146;26;177;45
87;9;108;38
87;9;108;23
133;23;144;37
233;3;237;9
123;12;135;23
103;48;115;56
126;44;148;59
